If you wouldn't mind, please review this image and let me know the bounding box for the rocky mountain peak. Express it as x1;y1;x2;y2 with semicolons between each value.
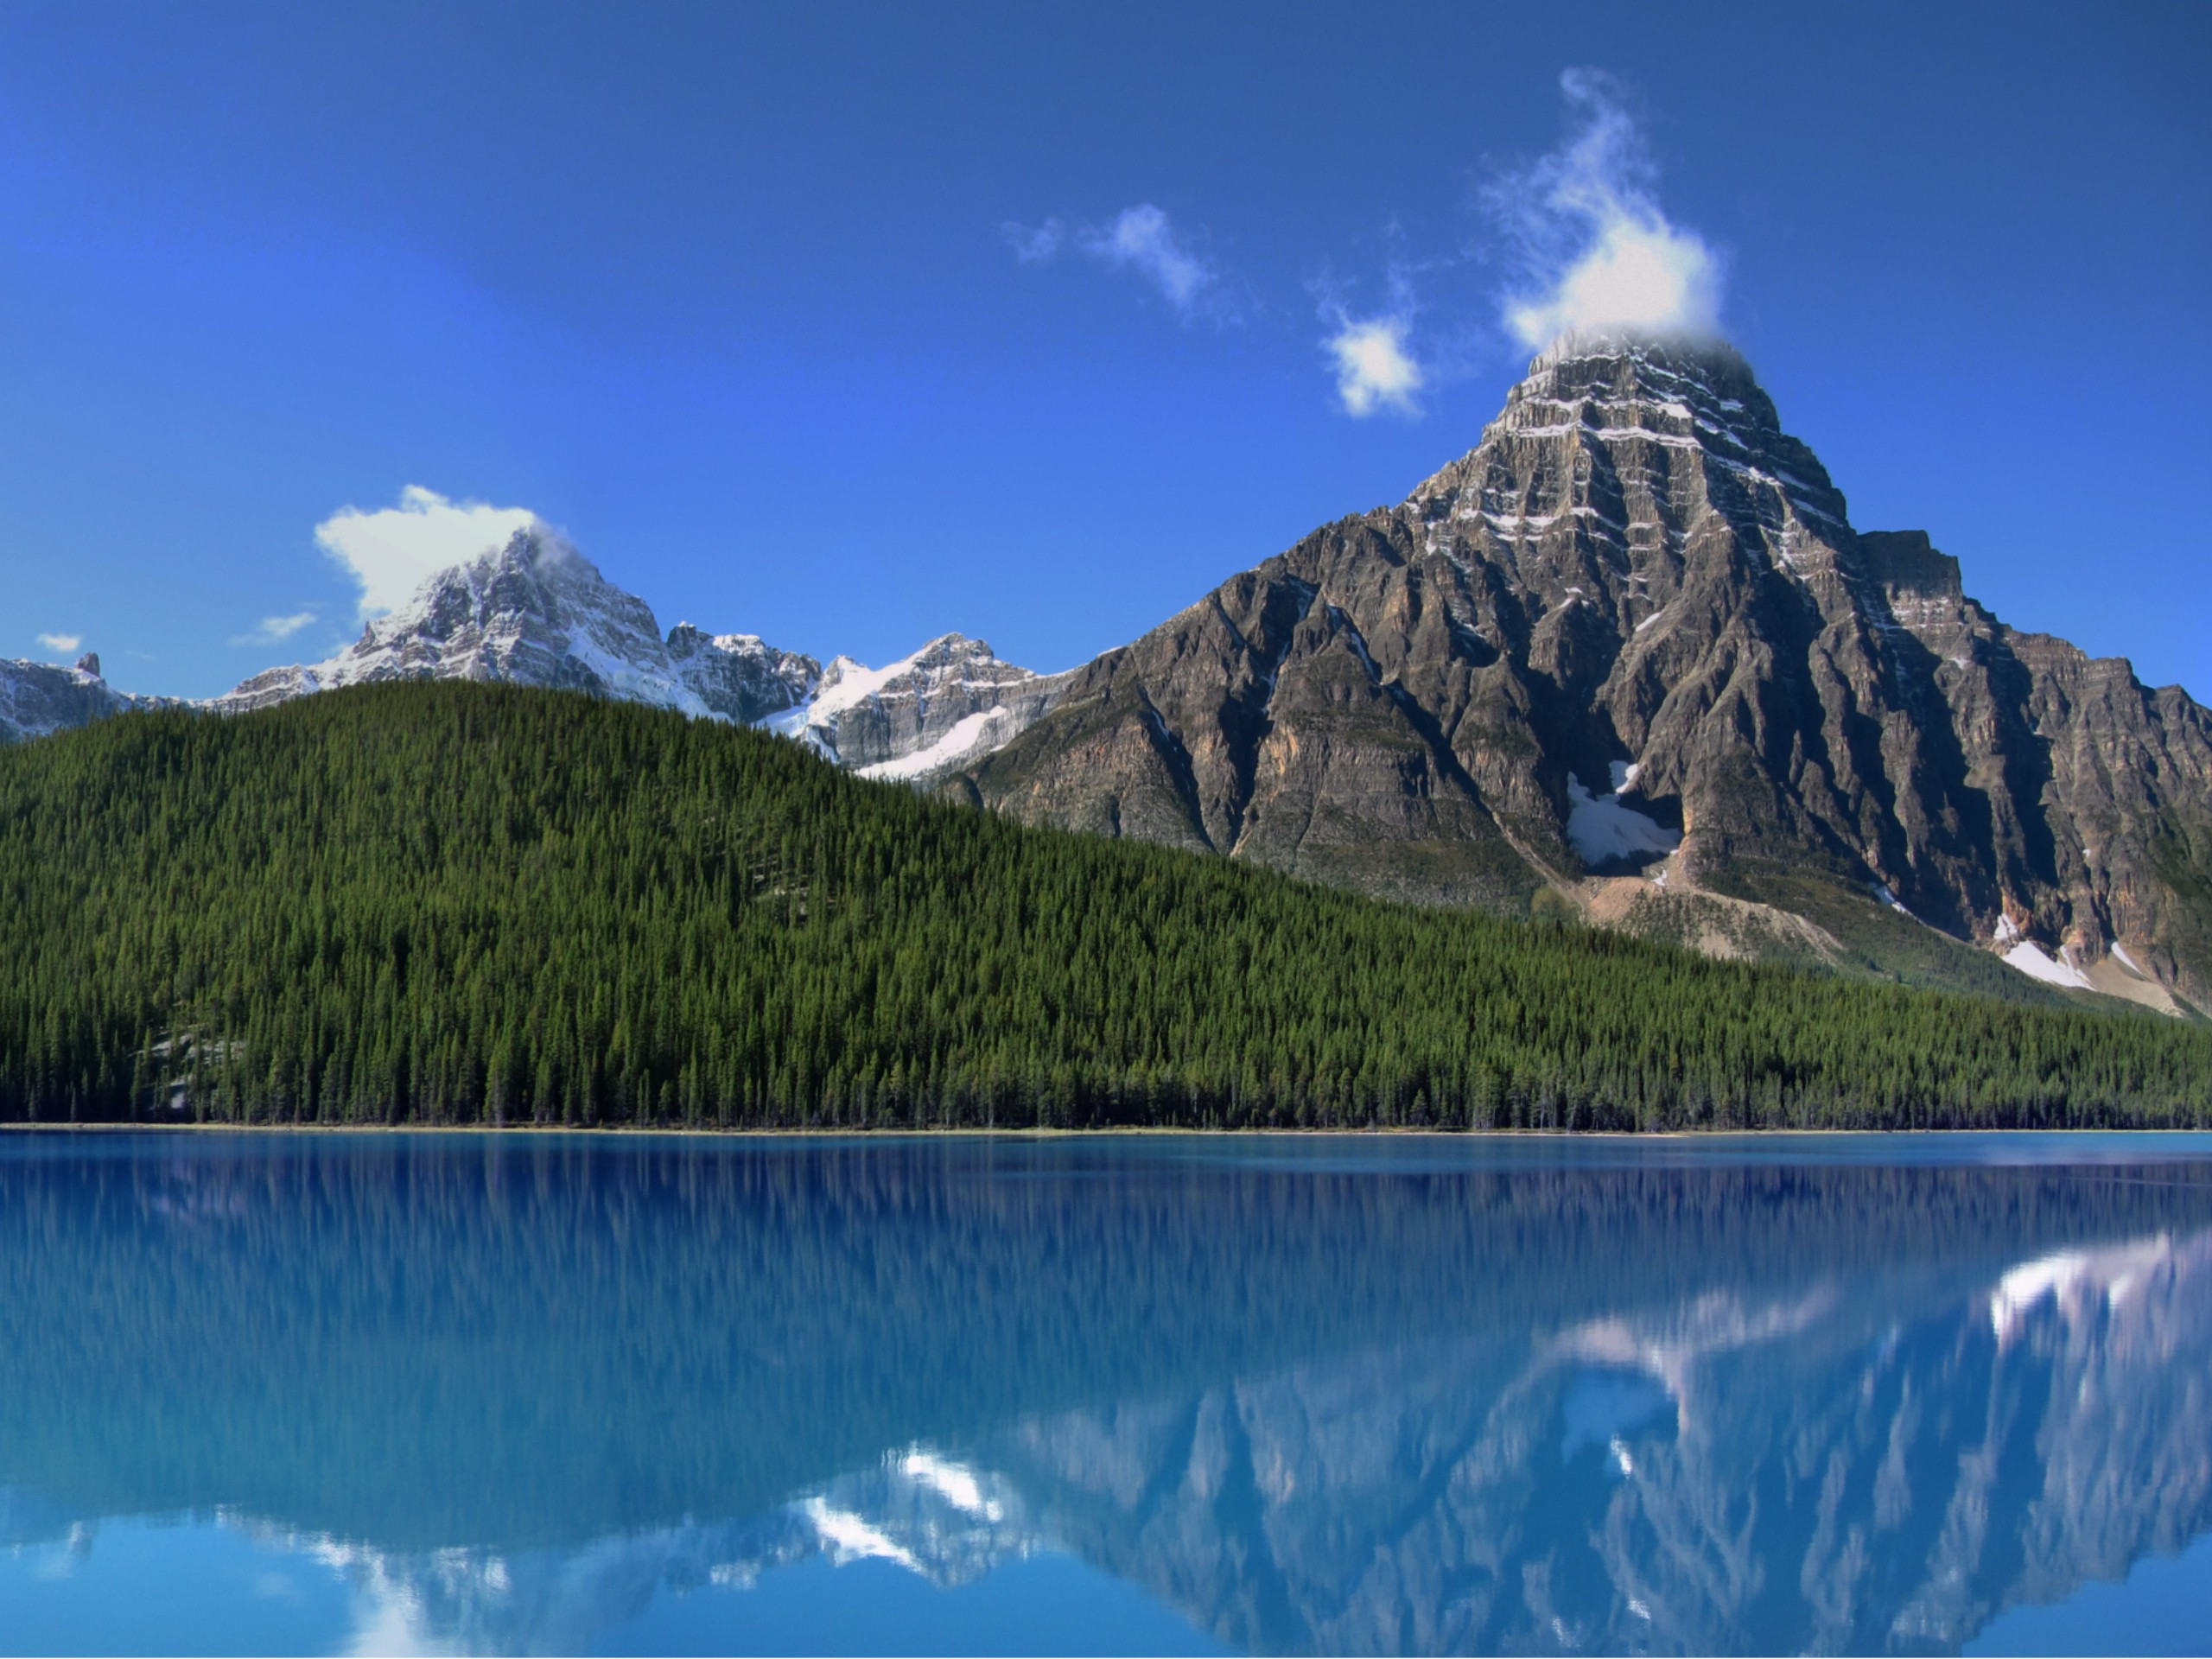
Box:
1406;329;1851;545
960;331;2212;1014
1860;529;1964;599
664;623;822;725
205;531;1041;760
214;524;706;715
772;632;1069;778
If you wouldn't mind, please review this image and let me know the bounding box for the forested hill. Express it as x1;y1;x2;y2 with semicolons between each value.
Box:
1;683;2206;1131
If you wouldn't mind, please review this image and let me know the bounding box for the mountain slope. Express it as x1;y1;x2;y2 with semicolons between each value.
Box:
0;653;175;744
3;680;2205;1129
207;528;1066;772
11;334;2207;1015
959;334;2212;1014
769;632;1074;779
217;530;826;724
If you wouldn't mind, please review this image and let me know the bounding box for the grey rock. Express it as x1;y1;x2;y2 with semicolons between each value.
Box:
773;632;1073;780
664;624;821;725
962;331;2212;1009
0;657;169;745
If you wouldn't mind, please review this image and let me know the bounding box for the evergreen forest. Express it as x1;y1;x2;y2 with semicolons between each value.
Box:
1;682;2207;1130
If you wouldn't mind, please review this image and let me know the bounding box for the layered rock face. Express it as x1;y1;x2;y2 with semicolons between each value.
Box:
962;333;2212;1011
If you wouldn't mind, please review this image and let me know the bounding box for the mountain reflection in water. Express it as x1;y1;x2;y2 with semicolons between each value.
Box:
0;1133;2208;1656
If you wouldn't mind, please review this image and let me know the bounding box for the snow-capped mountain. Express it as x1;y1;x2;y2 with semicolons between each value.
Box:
0;652;175;744
771;632;1074;780
215;529;823;726
207;527;1062;771
10;330;2210;1009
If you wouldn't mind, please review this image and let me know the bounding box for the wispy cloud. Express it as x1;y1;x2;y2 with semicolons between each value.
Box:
1005;203;1218;315
1324;313;1423;417
230;611;319;648
36;632;81;655
1493;68;1724;350
315;486;538;620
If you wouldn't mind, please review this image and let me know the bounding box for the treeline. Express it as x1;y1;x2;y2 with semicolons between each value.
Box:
0;681;2206;1130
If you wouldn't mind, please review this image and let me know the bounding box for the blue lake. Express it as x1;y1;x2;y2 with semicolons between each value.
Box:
2;1130;2209;1656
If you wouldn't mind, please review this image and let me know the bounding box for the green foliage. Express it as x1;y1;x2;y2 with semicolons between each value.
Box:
1;682;2207;1130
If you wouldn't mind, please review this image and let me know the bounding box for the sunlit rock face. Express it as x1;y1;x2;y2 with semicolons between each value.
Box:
664;622;822;725
769;632;1074;779
963;334;2212;1010
213;530;823;721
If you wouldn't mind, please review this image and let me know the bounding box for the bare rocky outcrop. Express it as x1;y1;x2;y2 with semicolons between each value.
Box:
0;654;174;744
959;332;2212;1009
664;624;821;725
771;632;1074;779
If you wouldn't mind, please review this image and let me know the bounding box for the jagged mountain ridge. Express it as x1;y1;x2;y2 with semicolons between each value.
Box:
216;532;826;725
9;332;2208;1011
11;530;1062;789
210;529;1060;770
955;333;2212;1014
0;652;179;745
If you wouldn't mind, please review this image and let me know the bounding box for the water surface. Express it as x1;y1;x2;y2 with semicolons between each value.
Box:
1;1130;2208;1655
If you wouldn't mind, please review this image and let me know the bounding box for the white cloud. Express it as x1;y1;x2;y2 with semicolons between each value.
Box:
1005;219;1066;264
315;486;538;620
1005;203;1217;314
35;632;81;655
230;611;319;648
1085;205;1214;311
1495;69;1725;351
1325;314;1423;417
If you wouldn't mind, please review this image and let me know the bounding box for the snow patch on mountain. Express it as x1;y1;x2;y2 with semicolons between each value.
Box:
772;634;1065;773
857;709;1009;782
1567;770;1680;868
2001;939;2094;991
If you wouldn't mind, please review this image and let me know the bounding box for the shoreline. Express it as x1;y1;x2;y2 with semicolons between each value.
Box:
3;1121;2207;1140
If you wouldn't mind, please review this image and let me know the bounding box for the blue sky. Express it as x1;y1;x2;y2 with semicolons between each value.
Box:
3;1;2207;699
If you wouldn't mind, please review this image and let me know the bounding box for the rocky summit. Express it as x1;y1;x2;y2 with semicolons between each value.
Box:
10;332;2209;1014
955;332;2212;1015
214;529;826;725
0;653;174;745
771;632;1073;780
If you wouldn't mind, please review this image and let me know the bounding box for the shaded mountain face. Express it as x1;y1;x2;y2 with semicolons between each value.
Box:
959;333;2212;1013
0;653;175;744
